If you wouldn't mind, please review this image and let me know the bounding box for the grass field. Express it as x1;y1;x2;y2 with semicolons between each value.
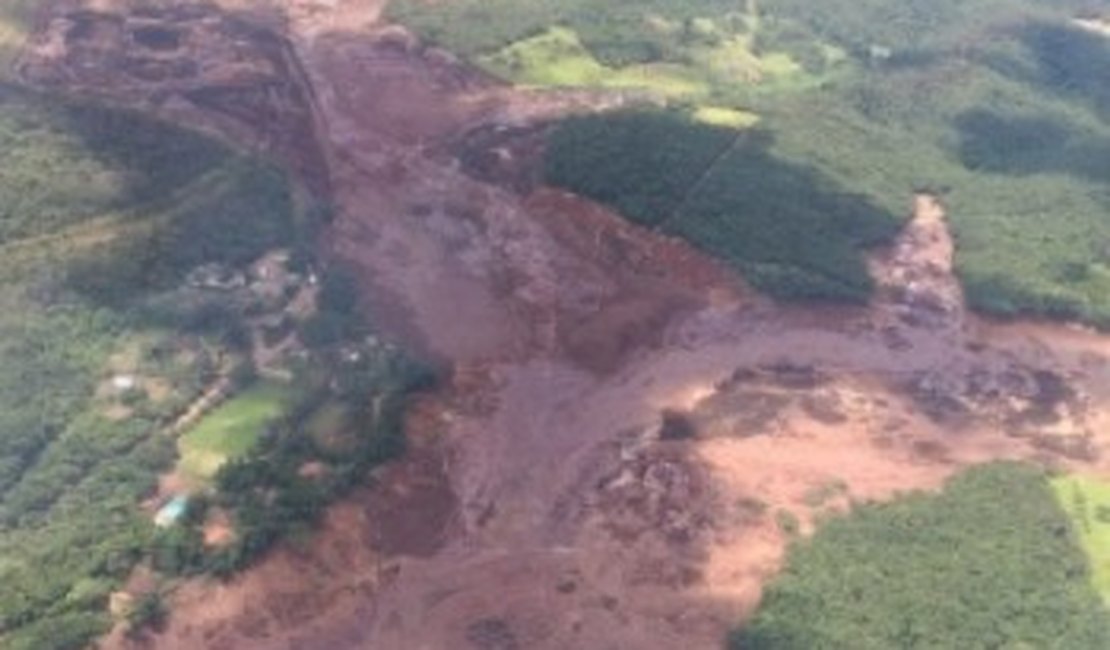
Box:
546;111;898;301
178;382;294;480
476;27;713;97
1053;474;1110;606
473;21;822;109
691;105;761;128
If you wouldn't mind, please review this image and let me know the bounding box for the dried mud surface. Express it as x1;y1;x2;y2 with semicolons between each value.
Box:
19;3;1110;649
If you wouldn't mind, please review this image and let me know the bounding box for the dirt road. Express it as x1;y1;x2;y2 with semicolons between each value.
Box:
20;3;1110;649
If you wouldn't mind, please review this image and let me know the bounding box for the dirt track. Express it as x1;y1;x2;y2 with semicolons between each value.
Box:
20;2;1110;649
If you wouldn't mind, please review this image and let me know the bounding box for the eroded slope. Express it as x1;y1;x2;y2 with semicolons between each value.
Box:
17;2;1110;649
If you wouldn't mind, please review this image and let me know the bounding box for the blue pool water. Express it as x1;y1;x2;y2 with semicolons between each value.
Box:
155;495;189;527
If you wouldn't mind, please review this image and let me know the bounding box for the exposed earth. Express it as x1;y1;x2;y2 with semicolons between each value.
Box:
16;1;1110;649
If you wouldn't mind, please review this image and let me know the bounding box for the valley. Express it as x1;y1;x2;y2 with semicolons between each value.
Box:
5;0;1110;649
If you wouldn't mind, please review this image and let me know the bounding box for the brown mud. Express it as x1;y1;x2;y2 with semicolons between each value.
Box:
18;2;1110;649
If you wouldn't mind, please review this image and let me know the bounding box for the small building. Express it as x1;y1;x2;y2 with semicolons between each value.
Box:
186;263;246;291
249;250;303;302
111;374;137;391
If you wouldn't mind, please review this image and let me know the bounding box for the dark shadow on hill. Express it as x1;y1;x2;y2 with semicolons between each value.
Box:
11;3;316;308
955;109;1110;184
58;154;295;306
546;112;903;302
678;127;902;302
1017;21;1110;121
52;90;234;207
18;2;331;196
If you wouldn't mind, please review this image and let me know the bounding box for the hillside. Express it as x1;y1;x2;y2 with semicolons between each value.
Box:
0;84;296;647
6;1;1110;649
394;0;1110;323
0;80;426;649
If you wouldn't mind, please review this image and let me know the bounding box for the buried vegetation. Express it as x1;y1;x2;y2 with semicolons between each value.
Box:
177;381;294;481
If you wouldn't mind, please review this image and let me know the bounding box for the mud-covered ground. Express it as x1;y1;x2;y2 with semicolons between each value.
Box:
17;2;1110;649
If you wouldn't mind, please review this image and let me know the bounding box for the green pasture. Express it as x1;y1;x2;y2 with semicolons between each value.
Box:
1054;474;1110;606
178;381;294;480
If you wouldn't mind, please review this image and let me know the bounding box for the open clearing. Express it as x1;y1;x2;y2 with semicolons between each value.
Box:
476;26;718;98
1054;474;1110;606
468;17;827;120
178;381;293;481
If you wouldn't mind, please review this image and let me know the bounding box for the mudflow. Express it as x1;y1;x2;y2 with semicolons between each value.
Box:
18;2;1110;649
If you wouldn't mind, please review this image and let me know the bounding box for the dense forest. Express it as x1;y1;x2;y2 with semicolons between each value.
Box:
546;111;897;300
735;464;1110;649
392;0;1110;322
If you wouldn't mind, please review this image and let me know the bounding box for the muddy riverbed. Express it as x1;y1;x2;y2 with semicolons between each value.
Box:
18;2;1110;649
